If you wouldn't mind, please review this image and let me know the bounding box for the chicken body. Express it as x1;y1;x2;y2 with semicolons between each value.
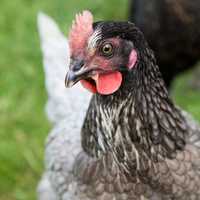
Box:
129;0;200;88
40;92;200;200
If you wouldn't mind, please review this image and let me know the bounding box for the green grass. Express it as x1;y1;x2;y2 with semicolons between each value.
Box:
0;0;199;200
172;66;200;121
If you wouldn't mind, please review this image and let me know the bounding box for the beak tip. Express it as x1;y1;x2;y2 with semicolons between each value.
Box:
65;82;74;88
65;74;71;88
65;72;77;88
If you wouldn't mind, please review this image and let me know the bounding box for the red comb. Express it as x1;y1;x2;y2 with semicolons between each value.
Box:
69;10;93;56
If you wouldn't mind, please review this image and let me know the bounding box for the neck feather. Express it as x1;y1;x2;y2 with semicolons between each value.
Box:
81;50;188;173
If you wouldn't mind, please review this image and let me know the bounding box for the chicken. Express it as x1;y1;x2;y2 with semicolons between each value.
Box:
129;0;200;88
38;11;200;200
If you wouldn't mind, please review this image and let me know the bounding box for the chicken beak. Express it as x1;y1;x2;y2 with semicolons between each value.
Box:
65;70;79;87
65;59;90;87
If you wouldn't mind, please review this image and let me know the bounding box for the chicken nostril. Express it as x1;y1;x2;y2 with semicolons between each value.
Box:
73;60;85;71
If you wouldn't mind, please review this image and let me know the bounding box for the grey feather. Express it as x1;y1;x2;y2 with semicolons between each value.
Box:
37;12;91;200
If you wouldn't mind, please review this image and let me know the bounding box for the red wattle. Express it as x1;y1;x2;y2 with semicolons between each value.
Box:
80;80;97;93
80;71;122;95
96;71;122;95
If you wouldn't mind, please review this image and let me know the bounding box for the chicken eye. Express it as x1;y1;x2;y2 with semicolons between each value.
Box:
101;43;113;56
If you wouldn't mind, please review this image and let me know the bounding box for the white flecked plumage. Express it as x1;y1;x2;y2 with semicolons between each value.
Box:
37;12;91;200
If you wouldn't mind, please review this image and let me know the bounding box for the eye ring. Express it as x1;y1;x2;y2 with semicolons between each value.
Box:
101;43;114;57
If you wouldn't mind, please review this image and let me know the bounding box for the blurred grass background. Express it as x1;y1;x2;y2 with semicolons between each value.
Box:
0;0;199;200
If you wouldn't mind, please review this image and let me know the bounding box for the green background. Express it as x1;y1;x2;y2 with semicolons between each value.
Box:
0;0;199;199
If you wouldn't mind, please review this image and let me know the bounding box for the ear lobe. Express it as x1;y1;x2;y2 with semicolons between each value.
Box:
127;50;137;69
